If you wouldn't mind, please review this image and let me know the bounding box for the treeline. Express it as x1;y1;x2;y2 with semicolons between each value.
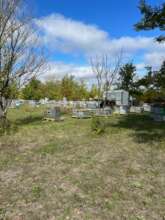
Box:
20;75;98;101
17;60;165;103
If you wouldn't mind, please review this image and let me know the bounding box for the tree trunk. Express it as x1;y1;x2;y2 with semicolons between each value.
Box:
0;98;10;132
0;103;10;135
0;106;6;118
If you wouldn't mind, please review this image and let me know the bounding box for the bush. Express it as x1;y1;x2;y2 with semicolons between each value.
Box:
91;116;106;134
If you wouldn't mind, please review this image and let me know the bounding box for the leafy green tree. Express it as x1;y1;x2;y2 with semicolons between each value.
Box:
43;81;62;100
21;75;94;101
137;66;154;89
135;66;155;102
61;75;76;100
89;84;99;99
22;77;44;100
76;80;89;100
136;62;165;103
118;63;137;95
60;75;89;100
155;60;165;90
135;0;165;42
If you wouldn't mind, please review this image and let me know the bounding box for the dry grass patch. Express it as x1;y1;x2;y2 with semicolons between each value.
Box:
0;107;164;219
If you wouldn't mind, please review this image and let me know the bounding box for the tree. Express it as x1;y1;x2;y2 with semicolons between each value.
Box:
155;60;165;90
61;75;75;100
21;76;90;101
89;84;98;99
90;55;104;102
22;77;44;100
90;53;122;105
0;0;44;122
76;80;89;100
43;80;62;100
135;63;165;103
118;63;136;95
60;75;89;101
137;66;155;90
135;0;165;42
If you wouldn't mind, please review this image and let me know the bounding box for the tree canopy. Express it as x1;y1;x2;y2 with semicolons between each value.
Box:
21;75;91;101
118;63;137;95
135;0;165;42
21;60;165;104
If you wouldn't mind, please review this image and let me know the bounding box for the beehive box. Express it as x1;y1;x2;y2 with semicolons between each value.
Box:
151;107;165;115
103;90;129;106
113;106;128;114
72;109;91;119
151;106;165;122
143;104;151;112
95;108;112;116
45;107;61;119
130;106;143;113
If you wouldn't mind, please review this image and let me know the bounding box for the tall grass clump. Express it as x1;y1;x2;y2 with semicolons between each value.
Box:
91;116;106;134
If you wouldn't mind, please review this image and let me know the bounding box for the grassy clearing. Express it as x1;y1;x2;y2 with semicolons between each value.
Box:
0;106;165;219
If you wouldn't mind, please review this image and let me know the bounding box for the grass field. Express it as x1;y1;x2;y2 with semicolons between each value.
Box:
0;106;165;220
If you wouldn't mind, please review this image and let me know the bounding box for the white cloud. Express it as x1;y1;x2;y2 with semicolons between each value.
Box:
35;13;109;54
35;13;165;80
136;63;146;71
135;51;165;77
35;13;165;56
40;61;93;82
144;52;165;69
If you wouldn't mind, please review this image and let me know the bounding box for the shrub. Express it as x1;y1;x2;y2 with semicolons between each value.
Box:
91;116;106;134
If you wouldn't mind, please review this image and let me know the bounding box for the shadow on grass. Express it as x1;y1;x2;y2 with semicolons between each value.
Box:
111;114;165;145
0;119;18;136
15;115;43;126
0;115;43;136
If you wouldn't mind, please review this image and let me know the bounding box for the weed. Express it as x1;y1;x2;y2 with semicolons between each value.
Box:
91;116;106;134
32;185;42;198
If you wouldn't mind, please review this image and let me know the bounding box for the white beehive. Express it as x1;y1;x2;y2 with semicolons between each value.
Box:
103;90;129;106
45;107;61;119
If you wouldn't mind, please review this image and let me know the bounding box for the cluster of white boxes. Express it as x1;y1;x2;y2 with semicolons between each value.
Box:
103;90;129;115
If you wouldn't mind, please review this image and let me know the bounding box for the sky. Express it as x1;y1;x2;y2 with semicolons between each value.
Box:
30;0;165;85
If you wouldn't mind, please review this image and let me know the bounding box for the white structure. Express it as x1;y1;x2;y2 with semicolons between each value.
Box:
143;103;151;112
103;90;129;106
103;90;129;114
39;98;49;105
130;106;143;113
86;101;99;109
45;107;61;119
10;99;25;108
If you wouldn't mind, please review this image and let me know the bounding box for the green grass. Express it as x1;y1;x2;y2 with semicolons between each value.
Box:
0;106;165;219
32;185;43;199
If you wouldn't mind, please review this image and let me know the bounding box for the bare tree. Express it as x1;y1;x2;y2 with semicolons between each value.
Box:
0;0;44;123
90;53;122;107
90;55;105;102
